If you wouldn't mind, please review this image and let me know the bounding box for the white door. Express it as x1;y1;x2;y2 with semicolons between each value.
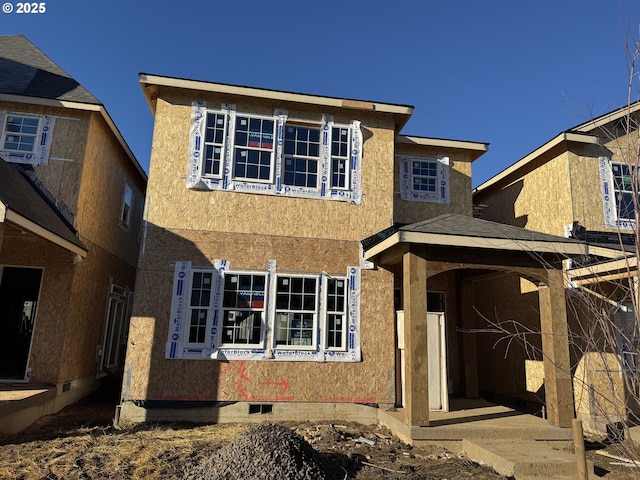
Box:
428;312;449;412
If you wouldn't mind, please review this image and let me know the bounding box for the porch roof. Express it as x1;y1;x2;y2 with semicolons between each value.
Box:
0;159;87;257
363;213;589;262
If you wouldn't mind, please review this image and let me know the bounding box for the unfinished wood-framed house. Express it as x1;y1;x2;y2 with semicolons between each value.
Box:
0;35;146;433
473;102;640;434
120;73;592;441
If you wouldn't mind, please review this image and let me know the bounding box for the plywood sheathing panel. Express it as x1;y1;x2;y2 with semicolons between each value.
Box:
476;147;574;236
76;112;146;269
146;89;396;242
126;228;397;405
393;142;474;224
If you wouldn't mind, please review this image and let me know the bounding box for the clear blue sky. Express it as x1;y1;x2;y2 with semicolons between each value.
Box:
4;1;640;186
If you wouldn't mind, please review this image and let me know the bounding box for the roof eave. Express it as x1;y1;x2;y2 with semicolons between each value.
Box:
474;131;599;194
396;135;490;161
139;73;414;130
2;207;87;257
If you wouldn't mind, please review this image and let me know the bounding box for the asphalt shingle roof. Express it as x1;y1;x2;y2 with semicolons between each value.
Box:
0;159;86;252
0;35;100;104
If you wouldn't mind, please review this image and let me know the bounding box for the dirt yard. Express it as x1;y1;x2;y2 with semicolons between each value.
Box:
0;389;638;479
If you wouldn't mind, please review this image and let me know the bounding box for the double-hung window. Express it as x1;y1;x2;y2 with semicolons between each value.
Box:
411;159;438;193
283;125;320;187
275;275;317;348
233;115;275;182
2;115;39;153
221;273;266;346
611;162;638;222
325;277;347;350
120;182;133;228
187;270;213;346
330;127;350;189
203;112;227;178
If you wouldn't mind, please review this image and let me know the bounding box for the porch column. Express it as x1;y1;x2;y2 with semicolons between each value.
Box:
403;246;429;426
538;268;573;427
460;278;479;398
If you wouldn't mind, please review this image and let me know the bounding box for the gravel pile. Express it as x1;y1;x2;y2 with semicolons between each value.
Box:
181;423;332;480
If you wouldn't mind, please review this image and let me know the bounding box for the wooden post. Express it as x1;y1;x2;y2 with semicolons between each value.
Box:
403;246;429;426
460;278;479;398
572;418;588;480
538;268;574;427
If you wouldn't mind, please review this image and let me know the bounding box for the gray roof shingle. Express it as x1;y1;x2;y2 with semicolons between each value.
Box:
0;159;86;252
0;35;100;104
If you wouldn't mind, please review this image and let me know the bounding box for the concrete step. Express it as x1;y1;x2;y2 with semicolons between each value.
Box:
462;439;594;479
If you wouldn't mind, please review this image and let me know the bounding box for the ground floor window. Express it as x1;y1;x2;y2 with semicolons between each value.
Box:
165;261;361;362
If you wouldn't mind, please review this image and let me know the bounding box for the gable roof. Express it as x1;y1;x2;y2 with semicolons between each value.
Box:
0;35;100;104
363;213;589;260
474;100;640;195
0;159;87;256
0;35;147;181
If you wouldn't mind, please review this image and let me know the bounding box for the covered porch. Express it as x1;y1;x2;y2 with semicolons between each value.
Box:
364;214;589;430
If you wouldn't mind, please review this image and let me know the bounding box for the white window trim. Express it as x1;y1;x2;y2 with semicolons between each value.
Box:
219;270;268;348
0;111;56;166
201;110;229;180
165;261;362;362
399;155;450;204
186;101;363;204
184;268;215;348
232;113;276;184
272;273;319;351
321;275;349;352
600;156;636;230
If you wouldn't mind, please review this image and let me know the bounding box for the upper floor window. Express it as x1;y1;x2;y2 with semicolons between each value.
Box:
188;102;363;204
120;182;133;229
399;155;450;204
2;115;39;153
601;157;639;230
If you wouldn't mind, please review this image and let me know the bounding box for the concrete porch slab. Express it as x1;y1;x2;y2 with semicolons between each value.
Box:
462;439;594;479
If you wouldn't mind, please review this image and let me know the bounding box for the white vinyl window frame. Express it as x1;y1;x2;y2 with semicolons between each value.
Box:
273;274;318;350
220;271;267;348
600;157;638;230
330;126;351;190
323;276;348;351
202;111;228;179
2;114;40;154
399;155;450;204
283;124;321;188
232;114;276;183
185;268;214;348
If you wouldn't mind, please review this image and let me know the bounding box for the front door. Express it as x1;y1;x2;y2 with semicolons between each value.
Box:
427;312;449;411
0;267;43;379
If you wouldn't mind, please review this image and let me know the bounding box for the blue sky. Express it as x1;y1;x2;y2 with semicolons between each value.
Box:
4;1;640;186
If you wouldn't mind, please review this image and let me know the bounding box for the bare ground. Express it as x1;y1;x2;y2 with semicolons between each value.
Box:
0;389;638;479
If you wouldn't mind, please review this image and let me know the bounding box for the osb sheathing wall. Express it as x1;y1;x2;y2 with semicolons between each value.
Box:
0;235;74;384
127;232;396;404
77;112;145;268
58;112;144;381
125;87;401;404
145;89;396;240
394;143;474;224
476;148;574;237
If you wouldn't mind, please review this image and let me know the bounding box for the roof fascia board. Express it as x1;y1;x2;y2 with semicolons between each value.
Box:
572;102;640;133
569;256;637;280
474;132;599;194
397;135;489;155
399;231;587;255
0;93;147;181
364;230;586;259
4;209;87;257
139;74;414;117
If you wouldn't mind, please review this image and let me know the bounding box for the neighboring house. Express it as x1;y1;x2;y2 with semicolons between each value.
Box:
0;35;146;433
119;73;590;441
473;101;640;433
